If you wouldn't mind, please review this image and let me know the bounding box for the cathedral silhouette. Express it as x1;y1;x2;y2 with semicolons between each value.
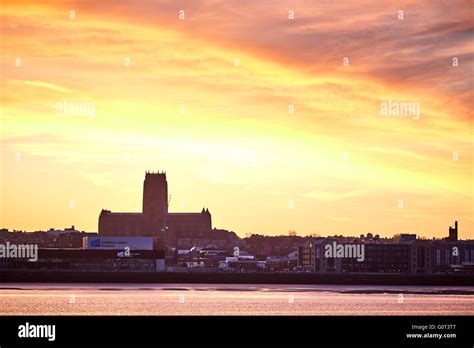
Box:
99;171;212;246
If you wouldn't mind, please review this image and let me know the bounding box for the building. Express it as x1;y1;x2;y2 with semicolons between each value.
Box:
447;220;458;241
99;171;212;247
393;234;417;242
298;221;472;274
433;220;474;273
218;257;261;272
0;248;166;272
299;239;317;271
0;228;95;249
409;240;432;274
300;238;411;273
432;240;474;273
83;236;153;250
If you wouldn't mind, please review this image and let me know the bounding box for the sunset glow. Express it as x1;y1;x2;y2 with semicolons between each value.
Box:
1;0;473;238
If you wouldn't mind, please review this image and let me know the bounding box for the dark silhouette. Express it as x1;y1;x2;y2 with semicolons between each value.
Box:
448;220;458;241
99;171;212;246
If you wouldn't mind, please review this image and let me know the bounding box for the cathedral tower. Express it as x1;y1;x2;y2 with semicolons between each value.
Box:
142;171;168;221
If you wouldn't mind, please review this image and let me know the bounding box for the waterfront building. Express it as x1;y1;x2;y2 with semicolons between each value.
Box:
298;222;472;275
0;248;166;272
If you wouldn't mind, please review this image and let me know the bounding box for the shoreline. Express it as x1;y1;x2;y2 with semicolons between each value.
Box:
1;271;473;286
0;285;473;296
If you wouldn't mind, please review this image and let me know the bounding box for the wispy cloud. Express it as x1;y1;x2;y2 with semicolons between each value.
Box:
12;80;72;94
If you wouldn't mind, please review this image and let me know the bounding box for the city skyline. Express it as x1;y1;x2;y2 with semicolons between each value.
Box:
1;1;473;238
0;170;470;241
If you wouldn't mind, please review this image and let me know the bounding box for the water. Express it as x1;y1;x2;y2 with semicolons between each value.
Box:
0;283;472;315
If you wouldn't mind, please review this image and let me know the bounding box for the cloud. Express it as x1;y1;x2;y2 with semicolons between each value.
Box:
12;80;72;94
0;0;472;237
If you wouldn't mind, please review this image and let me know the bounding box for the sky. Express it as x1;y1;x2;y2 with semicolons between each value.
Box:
0;0;473;239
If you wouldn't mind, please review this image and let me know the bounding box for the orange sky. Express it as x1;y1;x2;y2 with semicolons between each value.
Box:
1;0;473;239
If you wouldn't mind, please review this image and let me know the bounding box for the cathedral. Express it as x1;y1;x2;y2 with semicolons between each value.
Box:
99;171;212;246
